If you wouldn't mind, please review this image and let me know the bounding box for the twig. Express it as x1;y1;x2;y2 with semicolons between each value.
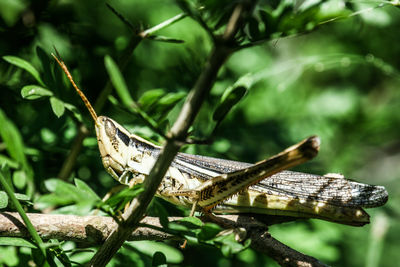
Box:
0;212;327;267
88;2;255;266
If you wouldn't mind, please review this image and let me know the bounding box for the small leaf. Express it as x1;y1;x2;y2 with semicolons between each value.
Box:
176;216;203;228
213;232;250;257
0;246;19;266
0;237;37;248
152;251;167;267
153;91;186;118
138;89;165;110
64;103;83;122
150;200;169;228
0;155;19;169
103;185;144;211
12;169;27;189
44;179;84;202
213;74;252;123
74;179;101;201
157;92;186;107
104;55;134;107
14;192;30;202
3;55;44;86
21;85;53;100
197;223;222;241
49;96;65;117
0;109;29;169
0;191;8;209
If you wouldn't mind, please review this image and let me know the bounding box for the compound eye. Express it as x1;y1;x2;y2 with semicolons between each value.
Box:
104;119;116;138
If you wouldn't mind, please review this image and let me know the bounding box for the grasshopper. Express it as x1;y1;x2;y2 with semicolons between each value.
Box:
53;55;388;227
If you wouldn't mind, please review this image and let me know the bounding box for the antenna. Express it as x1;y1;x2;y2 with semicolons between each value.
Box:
52;53;98;122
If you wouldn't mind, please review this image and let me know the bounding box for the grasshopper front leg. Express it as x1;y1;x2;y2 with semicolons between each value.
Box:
164;136;320;212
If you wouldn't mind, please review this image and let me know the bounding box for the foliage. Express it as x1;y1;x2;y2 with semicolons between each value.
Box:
1;0;400;266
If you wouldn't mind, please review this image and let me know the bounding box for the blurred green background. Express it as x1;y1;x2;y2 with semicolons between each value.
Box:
0;0;399;266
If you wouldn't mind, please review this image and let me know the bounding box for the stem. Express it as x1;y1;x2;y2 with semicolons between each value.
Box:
0;172;47;259
88;2;254;266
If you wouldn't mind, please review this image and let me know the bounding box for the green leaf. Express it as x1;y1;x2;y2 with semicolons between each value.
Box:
214;232;251;257
138;89;166;110
0;191;8;209
157;92;186;107
126;241;183;264
0;155;19;169
0;109;29;169
104;55;134;107
12;169;27;189
0;246;19;266
35;194;72;209
175;216;203;229
153;91;186;119
49;96;65;117
74;178;101;201
64;103;83;122
0;237;37;248
21;85;53;100
197;223;222;241
150;200;170;228
14;192;30;202
0;191;30;209
3;55;44;86
103;186;144;211
152;251;167;267
44;179;84;202
213;74;252;122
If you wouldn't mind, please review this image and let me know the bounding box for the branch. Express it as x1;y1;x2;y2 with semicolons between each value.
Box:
88;2;256;266
0;212;175;242
0;212;327;267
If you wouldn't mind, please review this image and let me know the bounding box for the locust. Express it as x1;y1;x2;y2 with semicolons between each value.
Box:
53;55;388;227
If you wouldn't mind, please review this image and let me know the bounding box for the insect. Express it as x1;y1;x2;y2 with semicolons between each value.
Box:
53;54;388;226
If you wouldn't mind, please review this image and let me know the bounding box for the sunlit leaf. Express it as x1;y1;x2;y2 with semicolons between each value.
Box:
64;103;83;122
0;237;36;248
3;55;44;86
104;55;134;107
0;155;19;169
21;85;53;100
138;89;165;110
213;74;252;123
49;96;65;118
12;169;26;189
0;109;28;169
197;223;222;241
74;178;101;201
